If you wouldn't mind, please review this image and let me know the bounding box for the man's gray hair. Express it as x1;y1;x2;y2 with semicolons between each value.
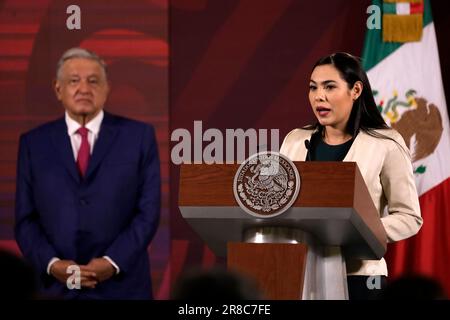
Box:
56;47;107;79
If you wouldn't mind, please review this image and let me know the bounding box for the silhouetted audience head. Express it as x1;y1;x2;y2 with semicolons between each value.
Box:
171;267;262;300
0;250;37;299
379;275;447;300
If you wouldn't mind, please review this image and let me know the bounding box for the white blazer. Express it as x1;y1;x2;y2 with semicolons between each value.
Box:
280;128;423;276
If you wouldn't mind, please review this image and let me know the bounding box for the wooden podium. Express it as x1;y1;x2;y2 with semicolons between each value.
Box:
179;162;387;300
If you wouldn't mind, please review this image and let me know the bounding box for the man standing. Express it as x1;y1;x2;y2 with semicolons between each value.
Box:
15;48;161;299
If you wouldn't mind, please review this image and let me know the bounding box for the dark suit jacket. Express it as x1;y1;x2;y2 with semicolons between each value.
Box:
14;112;161;299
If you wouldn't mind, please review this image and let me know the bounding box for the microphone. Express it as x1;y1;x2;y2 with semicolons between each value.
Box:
304;140;312;161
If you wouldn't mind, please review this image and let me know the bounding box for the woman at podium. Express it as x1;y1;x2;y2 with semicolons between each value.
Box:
280;52;423;299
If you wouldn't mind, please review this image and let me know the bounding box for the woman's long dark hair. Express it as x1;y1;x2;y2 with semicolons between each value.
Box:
306;52;389;139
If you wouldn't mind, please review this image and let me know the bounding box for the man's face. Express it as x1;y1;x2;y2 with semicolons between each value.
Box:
54;58;109;120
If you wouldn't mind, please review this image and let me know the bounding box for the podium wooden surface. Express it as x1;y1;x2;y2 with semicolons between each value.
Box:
228;243;308;300
179;162;387;299
180;162;359;206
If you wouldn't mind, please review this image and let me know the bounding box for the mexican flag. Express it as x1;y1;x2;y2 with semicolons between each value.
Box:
363;0;450;295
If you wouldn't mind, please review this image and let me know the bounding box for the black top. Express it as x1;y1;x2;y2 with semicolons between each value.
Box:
307;132;355;161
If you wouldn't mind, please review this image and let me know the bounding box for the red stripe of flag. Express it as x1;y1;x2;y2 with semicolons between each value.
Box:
386;177;450;297
410;2;424;14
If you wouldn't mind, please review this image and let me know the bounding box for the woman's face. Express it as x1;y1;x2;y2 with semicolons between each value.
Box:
309;64;361;132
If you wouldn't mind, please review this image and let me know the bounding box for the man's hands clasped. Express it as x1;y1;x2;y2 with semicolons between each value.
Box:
50;257;116;289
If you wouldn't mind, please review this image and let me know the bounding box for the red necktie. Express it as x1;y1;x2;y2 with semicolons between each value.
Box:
76;127;90;178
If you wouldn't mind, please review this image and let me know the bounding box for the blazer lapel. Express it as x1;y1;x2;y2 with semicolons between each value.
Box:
343;131;363;162
51;118;80;183
85;112;118;179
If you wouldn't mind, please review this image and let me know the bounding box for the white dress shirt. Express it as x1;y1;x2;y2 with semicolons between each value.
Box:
47;110;120;275
66;109;104;160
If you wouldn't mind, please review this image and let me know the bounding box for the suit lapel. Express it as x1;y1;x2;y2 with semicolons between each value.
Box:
85;112;118;179
51;118;80;183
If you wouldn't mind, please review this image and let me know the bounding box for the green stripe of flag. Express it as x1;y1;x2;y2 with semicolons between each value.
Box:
383;2;396;14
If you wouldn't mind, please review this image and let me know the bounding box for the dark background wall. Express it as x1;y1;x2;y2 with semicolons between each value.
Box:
433;0;450;116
